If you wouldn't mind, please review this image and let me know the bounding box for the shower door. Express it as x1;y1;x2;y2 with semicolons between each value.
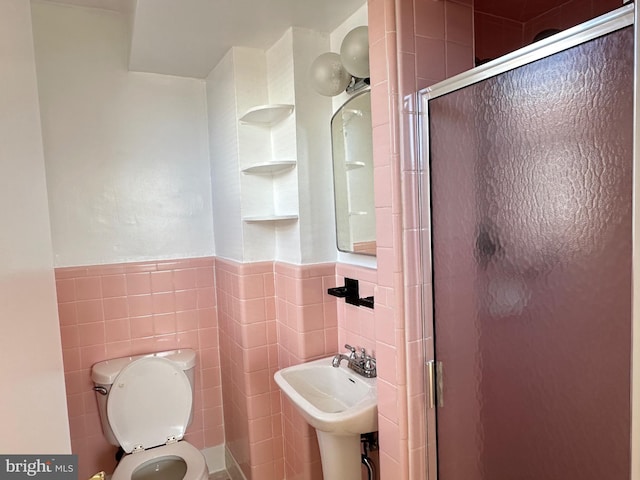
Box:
422;7;634;480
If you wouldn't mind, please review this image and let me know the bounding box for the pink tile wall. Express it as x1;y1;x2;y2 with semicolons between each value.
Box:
368;0;409;477
475;12;524;62
275;262;338;367
368;0;473;478
334;264;381;480
275;262;339;480
400;0;474;92
475;0;622;62
335;264;377;354
55;257;223;480
523;0;621;45
214;258;282;480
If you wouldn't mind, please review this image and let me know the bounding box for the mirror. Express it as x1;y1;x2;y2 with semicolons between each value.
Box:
331;89;376;256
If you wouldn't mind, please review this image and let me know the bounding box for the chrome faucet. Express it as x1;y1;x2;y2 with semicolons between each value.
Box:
332;344;377;378
331;353;351;368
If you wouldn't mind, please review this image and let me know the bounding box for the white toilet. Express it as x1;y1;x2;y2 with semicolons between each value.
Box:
91;349;208;480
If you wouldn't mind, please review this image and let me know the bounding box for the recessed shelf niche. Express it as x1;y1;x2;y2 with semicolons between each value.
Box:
344;161;366;170
241;160;296;175
243;214;299;223
239;103;298;225
239;104;294;126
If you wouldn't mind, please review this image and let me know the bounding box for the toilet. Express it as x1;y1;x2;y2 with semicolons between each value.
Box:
91;349;208;480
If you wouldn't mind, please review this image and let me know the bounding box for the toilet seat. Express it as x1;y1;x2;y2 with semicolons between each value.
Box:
111;441;208;480
107;356;192;453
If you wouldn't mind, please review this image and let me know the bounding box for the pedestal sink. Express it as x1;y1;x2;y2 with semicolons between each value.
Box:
274;356;377;480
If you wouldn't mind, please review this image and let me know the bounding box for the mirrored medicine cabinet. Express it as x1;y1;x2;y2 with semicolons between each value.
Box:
331;89;376;256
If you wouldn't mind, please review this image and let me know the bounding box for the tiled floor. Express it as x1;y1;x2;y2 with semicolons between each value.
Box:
209;471;231;480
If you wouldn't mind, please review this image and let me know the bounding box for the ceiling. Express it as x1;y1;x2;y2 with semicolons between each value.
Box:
41;0;132;13
44;0;367;78
474;0;565;23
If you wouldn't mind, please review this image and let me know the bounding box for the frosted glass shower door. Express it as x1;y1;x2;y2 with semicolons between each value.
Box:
425;17;634;480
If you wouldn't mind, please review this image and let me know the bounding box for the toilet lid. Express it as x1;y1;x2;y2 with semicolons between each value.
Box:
107;356;192;453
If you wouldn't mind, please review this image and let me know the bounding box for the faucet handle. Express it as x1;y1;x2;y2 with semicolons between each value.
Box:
344;344;356;359
364;356;376;376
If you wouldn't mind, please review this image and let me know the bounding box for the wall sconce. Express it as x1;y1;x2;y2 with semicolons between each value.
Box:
310;26;370;96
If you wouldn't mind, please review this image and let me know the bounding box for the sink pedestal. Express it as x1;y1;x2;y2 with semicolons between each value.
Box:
273;356;377;480
316;431;361;480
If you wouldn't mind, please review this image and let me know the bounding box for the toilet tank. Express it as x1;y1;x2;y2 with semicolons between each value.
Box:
91;349;197;447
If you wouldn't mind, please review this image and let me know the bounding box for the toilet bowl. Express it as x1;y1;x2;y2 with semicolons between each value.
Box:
111;441;207;480
91;350;208;480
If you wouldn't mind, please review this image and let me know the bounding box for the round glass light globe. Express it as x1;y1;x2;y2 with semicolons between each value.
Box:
340;26;370;79
310;52;352;96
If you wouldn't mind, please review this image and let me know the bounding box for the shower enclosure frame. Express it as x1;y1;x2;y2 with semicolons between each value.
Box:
413;4;640;479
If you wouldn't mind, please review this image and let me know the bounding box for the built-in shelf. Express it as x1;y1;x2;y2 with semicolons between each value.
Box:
243;214;299;223
345;161;366;170
239;104;297;229
239;104;294;126
241;160;296;175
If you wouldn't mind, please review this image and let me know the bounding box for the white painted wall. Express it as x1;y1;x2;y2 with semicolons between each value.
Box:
209;30;336;264
235;47;280;262
207;11;372;266
32;2;214;267
206;50;245;262
209;43;301;263
266;30;302;263
0;0;70;453
290;27;337;264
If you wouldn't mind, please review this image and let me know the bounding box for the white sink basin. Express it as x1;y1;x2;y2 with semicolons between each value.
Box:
274;356;377;435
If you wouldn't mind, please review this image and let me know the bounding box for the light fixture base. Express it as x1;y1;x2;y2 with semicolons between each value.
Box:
346;77;370;94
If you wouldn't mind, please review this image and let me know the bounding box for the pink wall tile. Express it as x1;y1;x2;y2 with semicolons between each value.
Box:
150;270;173;292
365;0;472;477
127;294;152;317
101;274;126;298
271;262;340;479
176;289;198;311
61;325;80;348
197;287;216;308
215;258;285;480
415;36;446;81
174;268;197;290
58;302;77;326
445;1;473;46
77;322;106;346
152;292;175;314
176;310;199;332
446;41;473;77
55;257;221;480
75;276;102;300
378;411;403;463
238;274;265;300
153;313;176;335
368;0;386;43
414;0;445;38
105;340;132;359
75;300;104;324
103;296;128;320
126;272;151;295
62;348;82;373
475;13;524;62
397;0;415;54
